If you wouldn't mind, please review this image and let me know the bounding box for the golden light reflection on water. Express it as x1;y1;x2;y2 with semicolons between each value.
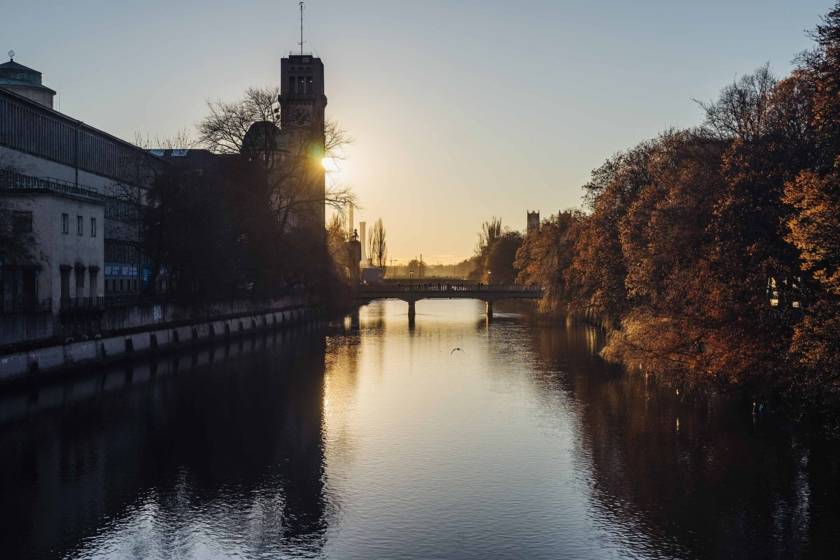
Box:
2;301;836;559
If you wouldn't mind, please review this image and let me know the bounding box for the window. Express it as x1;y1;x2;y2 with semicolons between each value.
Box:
89;269;98;298
12;211;32;233
90;217;97;238
60;267;71;302
62;213;69;234
77;215;83;236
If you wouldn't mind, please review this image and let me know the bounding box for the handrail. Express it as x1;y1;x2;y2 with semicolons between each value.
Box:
0;169;106;201
358;283;543;294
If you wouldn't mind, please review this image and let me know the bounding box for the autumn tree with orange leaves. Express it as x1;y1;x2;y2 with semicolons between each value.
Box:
513;2;840;433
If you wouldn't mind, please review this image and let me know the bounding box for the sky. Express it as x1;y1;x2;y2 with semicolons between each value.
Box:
2;0;834;264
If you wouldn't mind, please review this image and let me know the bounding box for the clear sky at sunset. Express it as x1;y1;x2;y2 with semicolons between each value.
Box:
2;0;833;263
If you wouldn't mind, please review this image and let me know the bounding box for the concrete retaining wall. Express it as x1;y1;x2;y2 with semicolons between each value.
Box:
0;296;304;348
0;301;315;383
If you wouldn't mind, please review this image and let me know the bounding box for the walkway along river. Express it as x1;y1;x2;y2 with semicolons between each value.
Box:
0;299;838;559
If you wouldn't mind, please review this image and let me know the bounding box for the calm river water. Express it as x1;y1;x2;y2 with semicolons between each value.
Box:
1;299;839;559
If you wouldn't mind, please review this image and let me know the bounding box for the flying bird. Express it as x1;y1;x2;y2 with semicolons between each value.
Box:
450;347;463;354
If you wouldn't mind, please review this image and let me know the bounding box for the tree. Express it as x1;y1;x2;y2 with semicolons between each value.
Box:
515;210;583;313
0;159;33;269
369;218;387;269
697;64;777;142
781;3;840;429
407;258;427;278
199;87;280;154
505;1;840;429
326;213;358;290
485;231;522;285
476;217;502;258
144;87;358;303
569;139;658;324
467;217;504;282
198;86;354;218
143;157;261;302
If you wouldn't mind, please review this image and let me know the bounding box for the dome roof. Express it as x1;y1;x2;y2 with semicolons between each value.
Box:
241;121;285;154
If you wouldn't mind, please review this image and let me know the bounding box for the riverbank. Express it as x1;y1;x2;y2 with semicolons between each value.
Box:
525;300;840;438
0;296;322;384
0;322;327;426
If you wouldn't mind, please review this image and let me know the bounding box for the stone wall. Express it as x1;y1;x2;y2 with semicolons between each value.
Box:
0;296;315;382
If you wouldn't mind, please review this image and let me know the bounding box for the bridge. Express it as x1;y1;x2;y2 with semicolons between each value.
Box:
355;281;543;319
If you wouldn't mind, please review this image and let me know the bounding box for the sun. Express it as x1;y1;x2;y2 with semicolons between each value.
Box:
322;157;343;186
322;156;340;172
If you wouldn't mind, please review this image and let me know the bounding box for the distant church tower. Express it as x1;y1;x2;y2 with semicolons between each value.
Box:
279;53;328;236
527;211;540;234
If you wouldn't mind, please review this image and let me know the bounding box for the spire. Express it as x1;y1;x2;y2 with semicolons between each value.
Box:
298;2;305;55
8;50;14;62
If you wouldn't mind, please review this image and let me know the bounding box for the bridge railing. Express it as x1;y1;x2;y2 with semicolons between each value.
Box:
358;283;542;294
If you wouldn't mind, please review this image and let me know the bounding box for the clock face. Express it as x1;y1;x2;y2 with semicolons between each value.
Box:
292;107;310;125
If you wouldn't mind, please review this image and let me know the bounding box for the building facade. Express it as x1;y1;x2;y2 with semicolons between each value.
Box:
278;54;328;236
1;51;328;318
1;171;105;313
0;56;163;316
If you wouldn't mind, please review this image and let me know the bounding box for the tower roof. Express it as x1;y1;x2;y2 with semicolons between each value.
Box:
0;57;56;94
242;121;285;153
0;59;41;84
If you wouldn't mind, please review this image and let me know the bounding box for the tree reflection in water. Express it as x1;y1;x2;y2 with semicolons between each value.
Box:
527;321;840;559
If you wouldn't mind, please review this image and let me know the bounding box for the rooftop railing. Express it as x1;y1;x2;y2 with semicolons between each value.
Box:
0;169;106;202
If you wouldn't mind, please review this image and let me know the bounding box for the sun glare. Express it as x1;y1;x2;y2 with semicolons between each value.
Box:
322;157;339;172
322;156;343;187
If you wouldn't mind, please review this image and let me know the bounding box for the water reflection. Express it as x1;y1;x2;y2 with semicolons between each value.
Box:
0;301;838;559
0;330;331;560
526;321;840;560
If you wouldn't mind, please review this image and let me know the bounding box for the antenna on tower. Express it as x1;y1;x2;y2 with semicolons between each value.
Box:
298;1;305;55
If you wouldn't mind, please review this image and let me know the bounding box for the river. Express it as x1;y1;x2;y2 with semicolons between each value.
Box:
0;299;838;559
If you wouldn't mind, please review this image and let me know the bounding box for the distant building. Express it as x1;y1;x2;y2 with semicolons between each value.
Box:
0;55;162;315
527;211;540;234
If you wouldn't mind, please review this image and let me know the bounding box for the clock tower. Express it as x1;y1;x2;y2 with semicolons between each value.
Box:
279;53;328;237
280;54;327;131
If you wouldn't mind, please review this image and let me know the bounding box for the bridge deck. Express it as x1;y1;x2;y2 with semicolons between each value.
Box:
355;283;542;302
